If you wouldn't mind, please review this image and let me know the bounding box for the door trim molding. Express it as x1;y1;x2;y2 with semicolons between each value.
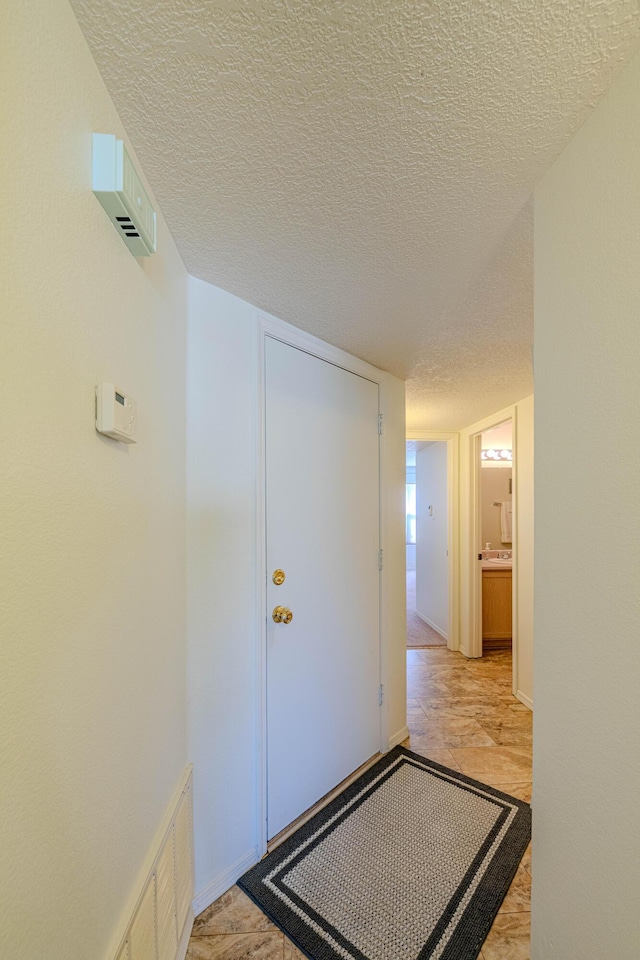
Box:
253;311;396;858
462;408;518;685
388;725;410;749
406;432;460;652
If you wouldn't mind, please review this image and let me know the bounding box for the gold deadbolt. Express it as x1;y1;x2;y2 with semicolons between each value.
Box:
272;569;286;586
272;605;293;624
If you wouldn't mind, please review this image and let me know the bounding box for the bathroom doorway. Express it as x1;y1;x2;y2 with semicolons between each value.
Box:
460;401;532;707
479;420;513;654
479;421;513;655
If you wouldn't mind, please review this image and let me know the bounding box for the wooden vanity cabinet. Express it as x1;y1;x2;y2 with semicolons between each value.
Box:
482;569;512;640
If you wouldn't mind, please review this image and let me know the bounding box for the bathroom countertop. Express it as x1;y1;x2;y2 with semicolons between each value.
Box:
481;559;512;571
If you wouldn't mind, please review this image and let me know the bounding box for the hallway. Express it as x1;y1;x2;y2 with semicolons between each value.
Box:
406;570;447;647
405;646;532;959
186;647;532;960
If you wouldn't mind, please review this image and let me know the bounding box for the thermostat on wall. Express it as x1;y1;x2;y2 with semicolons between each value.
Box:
96;383;137;443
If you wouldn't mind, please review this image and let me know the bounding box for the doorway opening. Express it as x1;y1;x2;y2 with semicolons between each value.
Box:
406;440;448;649
479;421;514;656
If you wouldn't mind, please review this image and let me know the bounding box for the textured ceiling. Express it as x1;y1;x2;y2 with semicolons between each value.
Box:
71;0;640;430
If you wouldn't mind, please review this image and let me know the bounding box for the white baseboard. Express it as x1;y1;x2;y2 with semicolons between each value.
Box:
414;609;448;640
192;848;259;916
516;690;533;711
389;725;409;749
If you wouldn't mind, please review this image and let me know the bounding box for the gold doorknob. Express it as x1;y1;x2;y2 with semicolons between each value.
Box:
272;605;293;624
272;569;285;585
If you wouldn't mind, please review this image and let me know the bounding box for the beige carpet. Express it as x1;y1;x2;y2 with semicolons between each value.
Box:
406;570;447;647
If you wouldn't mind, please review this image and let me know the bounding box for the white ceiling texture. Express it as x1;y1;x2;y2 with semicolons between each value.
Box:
71;0;640;430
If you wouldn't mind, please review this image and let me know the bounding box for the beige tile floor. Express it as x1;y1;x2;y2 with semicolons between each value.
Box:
404;646;532;960
187;645;531;960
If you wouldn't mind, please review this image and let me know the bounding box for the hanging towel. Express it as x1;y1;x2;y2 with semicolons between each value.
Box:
501;501;513;543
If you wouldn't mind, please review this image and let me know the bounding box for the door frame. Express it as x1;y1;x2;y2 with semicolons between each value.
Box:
253;310;398;857
406;432;460;651
464;409;518;687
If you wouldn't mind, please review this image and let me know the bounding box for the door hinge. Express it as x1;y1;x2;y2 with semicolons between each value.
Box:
378;413;384;435
378;549;384;571
378;684;384;706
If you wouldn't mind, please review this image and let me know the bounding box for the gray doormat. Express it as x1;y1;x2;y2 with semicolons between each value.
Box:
238;746;531;960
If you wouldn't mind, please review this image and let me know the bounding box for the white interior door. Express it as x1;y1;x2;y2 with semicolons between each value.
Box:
266;337;381;840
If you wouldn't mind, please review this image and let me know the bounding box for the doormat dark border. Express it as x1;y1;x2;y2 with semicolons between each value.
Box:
238;745;531;960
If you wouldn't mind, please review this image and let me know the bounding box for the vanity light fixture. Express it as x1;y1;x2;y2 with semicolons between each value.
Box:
481;448;512;461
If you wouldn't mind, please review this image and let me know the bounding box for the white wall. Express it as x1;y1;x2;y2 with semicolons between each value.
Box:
186;279;261;900
0;2;188;958
406;459;416;571
380;376;408;747
415;443;449;637
186;279;406;904
458;399;534;708
532;49;640;960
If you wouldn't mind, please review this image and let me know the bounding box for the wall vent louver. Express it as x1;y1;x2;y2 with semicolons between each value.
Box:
111;768;194;960
92;133;156;256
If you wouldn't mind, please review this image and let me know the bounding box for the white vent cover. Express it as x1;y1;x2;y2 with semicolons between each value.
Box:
93;133;156;256
111;769;194;960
